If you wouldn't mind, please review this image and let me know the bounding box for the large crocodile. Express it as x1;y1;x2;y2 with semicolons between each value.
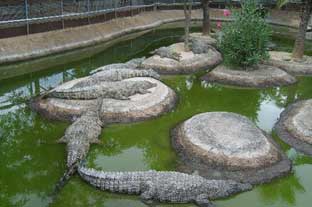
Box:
58;104;104;168
91;68;160;82
190;38;216;54
48;80;157;100
90;57;146;74
152;46;182;61
52;99;104;197
78;166;252;207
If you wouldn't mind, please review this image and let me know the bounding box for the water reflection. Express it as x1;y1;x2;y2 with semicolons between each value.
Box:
0;28;312;207
93;147;149;171
259;173;305;206
256;99;284;132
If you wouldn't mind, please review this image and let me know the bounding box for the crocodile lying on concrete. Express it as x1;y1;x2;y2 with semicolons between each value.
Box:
64;68;160;89
90;57;146;74
41;68;159;167
48;80;157;100
91;68;160;82
78;166;252;207
190;38;215;54
152;47;182;61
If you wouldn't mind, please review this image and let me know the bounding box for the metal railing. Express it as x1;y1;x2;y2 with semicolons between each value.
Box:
0;0;303;38
1;0;291;26
0;1;201;26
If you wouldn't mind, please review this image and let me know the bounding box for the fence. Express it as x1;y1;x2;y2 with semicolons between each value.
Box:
0;0;302;38
0;0;205;38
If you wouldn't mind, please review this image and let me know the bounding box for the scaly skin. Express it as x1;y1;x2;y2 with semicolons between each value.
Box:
48;80;157;100
152;47;181;61
59;109;103;168
91;68;160;82
78;166;252;207
190;38;215;54
90;57;146;74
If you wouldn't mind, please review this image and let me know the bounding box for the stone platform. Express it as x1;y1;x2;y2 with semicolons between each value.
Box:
201;64;297;88
275;99;312;156
32;77;177;123
268;51;312;76
172;112;291;185
141;43;222;74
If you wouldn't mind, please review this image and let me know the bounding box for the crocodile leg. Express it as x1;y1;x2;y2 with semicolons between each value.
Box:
137;88;152;95
140;181;156;205
195;194;215;207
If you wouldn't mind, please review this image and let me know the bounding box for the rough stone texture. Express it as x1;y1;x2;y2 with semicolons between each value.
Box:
78;166;252;207
275;99;312;156
141;43;222;74
32;77;177;123
201;64;297;88
268;51;312;75
172;112;292;185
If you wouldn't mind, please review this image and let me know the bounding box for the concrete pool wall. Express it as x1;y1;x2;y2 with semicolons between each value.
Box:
0;8;305;80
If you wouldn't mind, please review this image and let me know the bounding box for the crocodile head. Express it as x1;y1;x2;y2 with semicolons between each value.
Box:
140;81;157;90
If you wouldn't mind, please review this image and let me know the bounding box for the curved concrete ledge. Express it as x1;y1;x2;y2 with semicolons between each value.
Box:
275;99;312;156
201;64;297;88
268;51;312;76
141;42;222;74
0;9;303;65
0;9;306;80
31;77;177;123
171;112;291;185
0;10;203;65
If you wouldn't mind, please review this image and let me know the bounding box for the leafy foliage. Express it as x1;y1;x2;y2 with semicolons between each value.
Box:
218;0;272;68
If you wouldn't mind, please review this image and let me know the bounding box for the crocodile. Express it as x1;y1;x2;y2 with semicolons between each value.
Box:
126;57;146;66
189;38;215;54
48;80;157;100
78;166;252;207
91;68;160;82
152;47;182;61
90;57;146;74
58;107;104;168
51;99;104;197
65;69;160;89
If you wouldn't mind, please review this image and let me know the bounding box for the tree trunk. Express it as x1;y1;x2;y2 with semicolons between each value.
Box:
202;0;210;35
292;0;312;59
184;0;192;51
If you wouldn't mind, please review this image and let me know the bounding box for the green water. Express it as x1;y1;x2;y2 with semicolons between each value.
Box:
1;28;312;207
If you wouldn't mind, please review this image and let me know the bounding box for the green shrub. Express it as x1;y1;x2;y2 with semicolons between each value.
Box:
218;0;272;68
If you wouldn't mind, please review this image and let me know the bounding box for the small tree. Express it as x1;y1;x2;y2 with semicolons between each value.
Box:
218;0;271;68
201;0;211;35
184;0;193;51
277;0;312;60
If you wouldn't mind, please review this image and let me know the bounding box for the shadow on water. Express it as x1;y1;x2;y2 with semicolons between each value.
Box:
0;27;312;207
